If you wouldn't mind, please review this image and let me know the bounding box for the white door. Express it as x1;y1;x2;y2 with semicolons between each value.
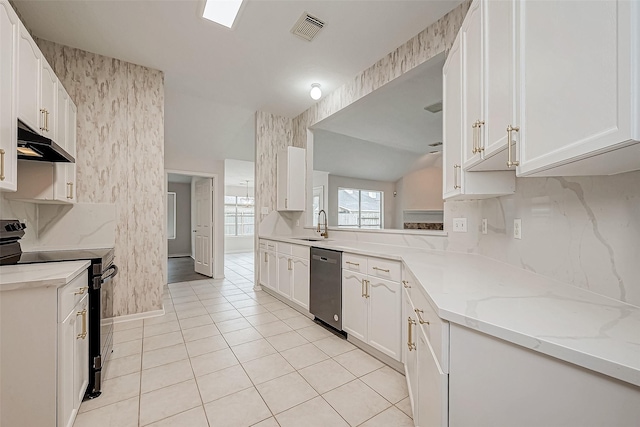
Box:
17;25;40;132
367;276;402;361
194;177;213;277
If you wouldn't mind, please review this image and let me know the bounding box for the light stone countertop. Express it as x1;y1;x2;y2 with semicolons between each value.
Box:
0;261;90;291
260;234;640;387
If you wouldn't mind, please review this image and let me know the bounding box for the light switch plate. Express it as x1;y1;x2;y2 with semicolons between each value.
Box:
514;218;522;239
481;218;488;234
453;217;467;233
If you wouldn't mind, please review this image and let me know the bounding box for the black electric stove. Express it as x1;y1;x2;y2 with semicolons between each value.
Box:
0;219;117;400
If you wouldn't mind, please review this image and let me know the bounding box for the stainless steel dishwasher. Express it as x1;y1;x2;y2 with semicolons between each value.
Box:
309;247;343;331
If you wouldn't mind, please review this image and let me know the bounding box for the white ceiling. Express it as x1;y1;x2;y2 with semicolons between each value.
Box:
312;53;445;182
13;0;462;164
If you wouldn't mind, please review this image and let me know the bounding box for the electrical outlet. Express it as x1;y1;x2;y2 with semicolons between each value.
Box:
453;217;467;233
481;218;488;234
514;218;522;239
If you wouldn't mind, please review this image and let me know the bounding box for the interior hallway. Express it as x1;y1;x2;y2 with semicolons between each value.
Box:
168;252;254;284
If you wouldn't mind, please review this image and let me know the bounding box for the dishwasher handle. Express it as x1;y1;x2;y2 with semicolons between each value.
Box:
312;255;337;264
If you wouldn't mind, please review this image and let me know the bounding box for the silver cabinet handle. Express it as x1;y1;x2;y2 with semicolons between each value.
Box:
453;164;461;189
264;252;268;262
365;279;370;298
372;266;390;273
477;120;485;152
507;125;520;167
415;308;429;325
76;309;87;340
407;317;416;351
288;258;292;271
346;261;360;267
0;148;5;181
361;278;366;298
472;120;479;154
67;182;74;199
46;109;50;132
40;109;46;131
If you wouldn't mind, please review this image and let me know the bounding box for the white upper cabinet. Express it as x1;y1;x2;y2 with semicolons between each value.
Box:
40;59;56;137
17;23;40;132
65;100;77;202
443;4;515;201
461;0;483;169
515;0;640;176
0;0;18;192
277;146;306;211
467;0;517;172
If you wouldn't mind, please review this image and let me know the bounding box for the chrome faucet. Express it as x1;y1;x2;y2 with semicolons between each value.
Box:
317;209;328;238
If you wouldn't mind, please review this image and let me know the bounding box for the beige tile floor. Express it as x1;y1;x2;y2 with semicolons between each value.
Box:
74;252;413;427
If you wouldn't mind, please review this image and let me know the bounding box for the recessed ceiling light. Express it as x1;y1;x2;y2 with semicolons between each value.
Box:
202;0;244;28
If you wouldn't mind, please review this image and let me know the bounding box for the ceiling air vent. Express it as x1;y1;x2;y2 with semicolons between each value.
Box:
291;12;325;41
424;101;443;114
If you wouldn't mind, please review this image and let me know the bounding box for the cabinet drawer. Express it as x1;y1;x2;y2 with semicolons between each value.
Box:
291;244;309;260
368;257;401;282
58;270;89;322
412;286;449;373
277;242;292;255
342;253;368;273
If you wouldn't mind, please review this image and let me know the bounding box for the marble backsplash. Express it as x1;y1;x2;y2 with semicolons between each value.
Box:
472;172;640;307
35;39;165;317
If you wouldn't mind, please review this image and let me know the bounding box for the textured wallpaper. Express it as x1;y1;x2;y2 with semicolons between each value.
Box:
37;39;165;317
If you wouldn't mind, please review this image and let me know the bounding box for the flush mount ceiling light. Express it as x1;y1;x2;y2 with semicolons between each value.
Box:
202;0;245;28
310;83;322;100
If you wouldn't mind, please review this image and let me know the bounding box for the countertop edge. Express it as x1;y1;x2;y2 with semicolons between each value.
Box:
0;260;91;291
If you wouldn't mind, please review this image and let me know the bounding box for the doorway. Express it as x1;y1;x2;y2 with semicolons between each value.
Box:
166;170;221;283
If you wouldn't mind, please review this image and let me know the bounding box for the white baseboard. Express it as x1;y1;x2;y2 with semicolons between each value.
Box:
109;307;166;324
168;253;191;258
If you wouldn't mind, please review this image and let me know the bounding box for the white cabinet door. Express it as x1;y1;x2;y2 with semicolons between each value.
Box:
0;1;18;192
417;328;448;427
461;0;483;169
259;249;269;288
469;0;516;171
58;305;76;427
403;291;419;425
277;253;292;298
17;23;40;132
74;294;89;408
367;276;401;360
276;146;306;211
341;270;367;342
516;0;638;176
65;100;77;202
267;251;277;292
40;60;56;138
442;34;463;200
291;256;309;310
56;83;68;149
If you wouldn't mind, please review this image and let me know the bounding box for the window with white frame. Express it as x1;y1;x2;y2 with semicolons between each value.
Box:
337;188;383;229
224;195;255;236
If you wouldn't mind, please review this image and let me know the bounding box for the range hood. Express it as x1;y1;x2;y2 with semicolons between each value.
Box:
17;120;75;163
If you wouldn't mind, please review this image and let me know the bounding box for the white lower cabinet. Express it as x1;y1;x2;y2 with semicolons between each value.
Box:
0;269;89;427
416;326;448;427
341;270;368;342
291;256;310;310
342;254;402;361
59;292;89;427
258;239;310;312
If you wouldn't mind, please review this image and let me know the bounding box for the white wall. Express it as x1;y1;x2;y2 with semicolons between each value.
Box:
168;182;191;257
327;174;396;228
